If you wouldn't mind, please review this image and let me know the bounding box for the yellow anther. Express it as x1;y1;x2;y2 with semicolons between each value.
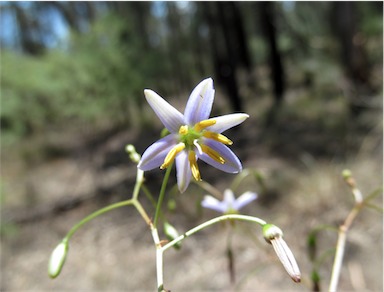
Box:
201;144;225;164
194;119;216;132
203;131;233;145
179;125;188;135
160;143;185;169
188;151;201;181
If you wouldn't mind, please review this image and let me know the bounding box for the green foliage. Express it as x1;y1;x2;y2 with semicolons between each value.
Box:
1;14;166;147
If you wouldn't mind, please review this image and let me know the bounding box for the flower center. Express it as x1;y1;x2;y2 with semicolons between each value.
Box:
160;118;233;182
178;125;202;148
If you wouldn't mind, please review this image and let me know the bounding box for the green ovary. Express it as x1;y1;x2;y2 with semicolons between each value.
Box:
178;125;202;149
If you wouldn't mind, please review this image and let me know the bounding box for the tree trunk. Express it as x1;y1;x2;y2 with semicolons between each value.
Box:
258;2;285;125
203;2;243;112
331;2;371;117
12;3;45;55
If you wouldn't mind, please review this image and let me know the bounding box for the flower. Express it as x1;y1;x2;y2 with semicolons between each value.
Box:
138;78;249;193
201;189;257;214
263;224;301;283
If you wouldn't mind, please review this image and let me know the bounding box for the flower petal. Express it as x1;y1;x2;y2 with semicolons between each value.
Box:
207;113;249;133
233;191;258;210
184;78;215;125
144;89;185;133
223;189;236;207
175;150;192;193
138;134;178;171
201;195;227;213
198;139;242;173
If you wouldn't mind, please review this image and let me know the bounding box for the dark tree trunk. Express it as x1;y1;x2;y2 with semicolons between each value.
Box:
258;2;285;125
166;2;190;92
203;2;243;112
131;2;151;51
332;2;369;85
331;2;371;117
224;2;252;71
12;4;44;55
48;2;81;32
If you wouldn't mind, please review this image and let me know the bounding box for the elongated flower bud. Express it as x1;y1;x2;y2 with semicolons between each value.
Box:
263;224;301;283
48;240;69;278
164;222;181;250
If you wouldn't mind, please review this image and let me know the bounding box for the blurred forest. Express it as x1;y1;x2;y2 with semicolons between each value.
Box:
1;2;383;291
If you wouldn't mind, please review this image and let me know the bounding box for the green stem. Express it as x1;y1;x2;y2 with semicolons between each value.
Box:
161;214;267;252
141;184;158;207
156;214;266;291
133;169;145;200
195;180;222;199
64;168;147;241
230;169;251;191
154;164;173;227
65;199;134;240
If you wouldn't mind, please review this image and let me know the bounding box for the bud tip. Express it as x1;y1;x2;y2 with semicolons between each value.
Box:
48;240;68;278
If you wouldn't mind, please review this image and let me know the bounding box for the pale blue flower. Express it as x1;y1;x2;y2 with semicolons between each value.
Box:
201;189;257;214
138;78;249;193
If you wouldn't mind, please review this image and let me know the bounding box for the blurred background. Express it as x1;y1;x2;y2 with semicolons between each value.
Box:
1;2;382;291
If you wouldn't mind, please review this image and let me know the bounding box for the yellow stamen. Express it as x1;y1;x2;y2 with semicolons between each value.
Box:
178;125;188;135
188;151;201;181
160;143;185;169
203;131;233;145
201;144;225;164
194;119;216;132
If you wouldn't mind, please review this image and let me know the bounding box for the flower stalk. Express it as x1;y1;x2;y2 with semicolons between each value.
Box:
328;170;365;292
161;214;267;252
153;163;173;227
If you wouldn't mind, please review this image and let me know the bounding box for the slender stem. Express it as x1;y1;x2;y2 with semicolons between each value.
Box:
64;169;147;241
65;199;134;240
230;169;251;191
195;180;222;199
154;164;173;227
162;214;267;252
226;228;235;285
133;169;145;200
141;184;158;207
132;199;152;225
328;204;362;292
149;225;164;292
156;214;266;291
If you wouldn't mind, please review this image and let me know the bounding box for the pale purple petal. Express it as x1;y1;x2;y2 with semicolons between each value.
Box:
138;134;178;171
201;195;227;213
197;139;242;173
223;189;236;207
144;89;185;133
207;113;249;133
232;191;258;210
175;150;192;193
184;78;215;125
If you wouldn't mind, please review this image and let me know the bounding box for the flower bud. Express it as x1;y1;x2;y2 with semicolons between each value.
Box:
342;169;352;180
48;240;69;278
125;144;141;163
164;222;181;250
342;169;363;203
263;224;301;283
